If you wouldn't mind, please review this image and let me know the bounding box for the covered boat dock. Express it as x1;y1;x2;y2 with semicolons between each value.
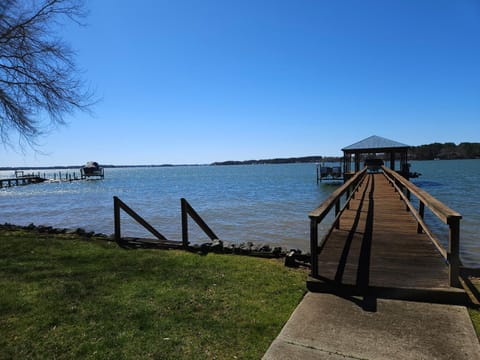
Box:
342;135;410;181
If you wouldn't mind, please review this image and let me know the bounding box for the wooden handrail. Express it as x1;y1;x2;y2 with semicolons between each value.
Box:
309;168;368;277
181;198;218;247
381;166;462;287
113;196;168;243
113;196;218;250
309;168;367;222
381;166;461;224
382;173;448;259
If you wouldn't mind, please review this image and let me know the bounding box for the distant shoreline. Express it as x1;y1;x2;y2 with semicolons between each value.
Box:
1;156;479;171
0;164;193;171
2;141;479;170
0;156;340;170
211;156;341;166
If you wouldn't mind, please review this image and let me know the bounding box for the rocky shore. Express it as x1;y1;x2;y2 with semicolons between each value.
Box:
0;223;311;268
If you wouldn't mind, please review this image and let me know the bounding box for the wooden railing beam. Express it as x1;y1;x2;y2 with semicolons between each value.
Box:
181;198;219;245
309;168;367;278
335;199;340;229
382;166;461;223
181;198;189;247
310;218;319;277
114;196;121;243
448;218;461;288
381;166;463;285
382;172;448;259
417;201;425;234
113;196;168;242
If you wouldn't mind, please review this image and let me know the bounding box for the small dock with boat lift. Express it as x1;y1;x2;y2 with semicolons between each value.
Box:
1;162;104;188
316;163;343;183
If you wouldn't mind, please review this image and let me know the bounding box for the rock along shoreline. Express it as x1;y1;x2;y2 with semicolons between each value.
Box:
0;222;311;268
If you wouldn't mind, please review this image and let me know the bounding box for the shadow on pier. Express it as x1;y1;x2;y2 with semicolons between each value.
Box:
308;168;469;306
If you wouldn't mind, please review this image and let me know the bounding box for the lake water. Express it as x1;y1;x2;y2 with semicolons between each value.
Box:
0;160;478;267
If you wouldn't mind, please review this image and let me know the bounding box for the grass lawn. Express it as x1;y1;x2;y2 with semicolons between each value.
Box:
470;307;480;339
0;229;306;359
468;278;480;339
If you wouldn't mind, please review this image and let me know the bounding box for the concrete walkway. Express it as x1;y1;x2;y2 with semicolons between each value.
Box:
263;292;480;360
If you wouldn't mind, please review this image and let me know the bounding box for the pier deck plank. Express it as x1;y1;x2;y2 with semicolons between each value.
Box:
315;173;450;291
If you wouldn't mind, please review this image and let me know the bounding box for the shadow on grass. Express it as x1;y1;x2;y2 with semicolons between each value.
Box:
0;229;307;359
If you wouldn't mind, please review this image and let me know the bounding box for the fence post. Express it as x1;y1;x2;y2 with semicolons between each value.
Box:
346;187;350;210
181;198;189;248
405;189;410;211
417;201;425;233
447;217;461;288
310;218;318;278
335;199;340;229
113;196;121;243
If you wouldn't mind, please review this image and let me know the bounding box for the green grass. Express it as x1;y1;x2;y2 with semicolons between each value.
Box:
0;229;306;359
468;278;480;339
470;308;480;338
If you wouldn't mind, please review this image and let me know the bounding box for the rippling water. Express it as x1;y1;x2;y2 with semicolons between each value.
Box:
409;159;480;267
1;160;478;266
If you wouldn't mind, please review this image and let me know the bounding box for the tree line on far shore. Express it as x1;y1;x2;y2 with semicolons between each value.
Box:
408;142;480;160
212;142;480;166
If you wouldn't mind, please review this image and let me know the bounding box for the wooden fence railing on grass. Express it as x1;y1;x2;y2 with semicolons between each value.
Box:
181;198;219;246
113;196;218;249
113;196;173;244
381;166;462;287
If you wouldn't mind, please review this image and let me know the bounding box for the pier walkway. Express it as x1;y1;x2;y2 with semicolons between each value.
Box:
264;168;480;359
308;172;461;299
307;167;467;301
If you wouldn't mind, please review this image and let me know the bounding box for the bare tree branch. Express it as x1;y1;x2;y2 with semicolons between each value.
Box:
0;0;94;148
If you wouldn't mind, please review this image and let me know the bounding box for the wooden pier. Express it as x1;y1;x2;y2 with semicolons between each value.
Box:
308;166;466;303
0;175;45;188
0;170;86;188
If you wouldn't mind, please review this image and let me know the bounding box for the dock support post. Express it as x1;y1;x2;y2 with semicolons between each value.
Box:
310;218;318;278
447;217;461;288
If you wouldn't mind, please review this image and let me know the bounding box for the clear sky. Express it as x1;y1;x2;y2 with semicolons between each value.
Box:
2;0;479;167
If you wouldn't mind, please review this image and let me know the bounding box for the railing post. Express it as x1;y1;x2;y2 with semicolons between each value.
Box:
113;196;121;243
310;218;318;278
417;201;425;233
181;198;189;248
181;198;218;242
346;187;350;209
404;186;410;212
447;217;461;287
335;199;340;229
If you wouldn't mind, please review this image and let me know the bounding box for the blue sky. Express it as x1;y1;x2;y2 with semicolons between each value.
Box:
2;0;480;166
